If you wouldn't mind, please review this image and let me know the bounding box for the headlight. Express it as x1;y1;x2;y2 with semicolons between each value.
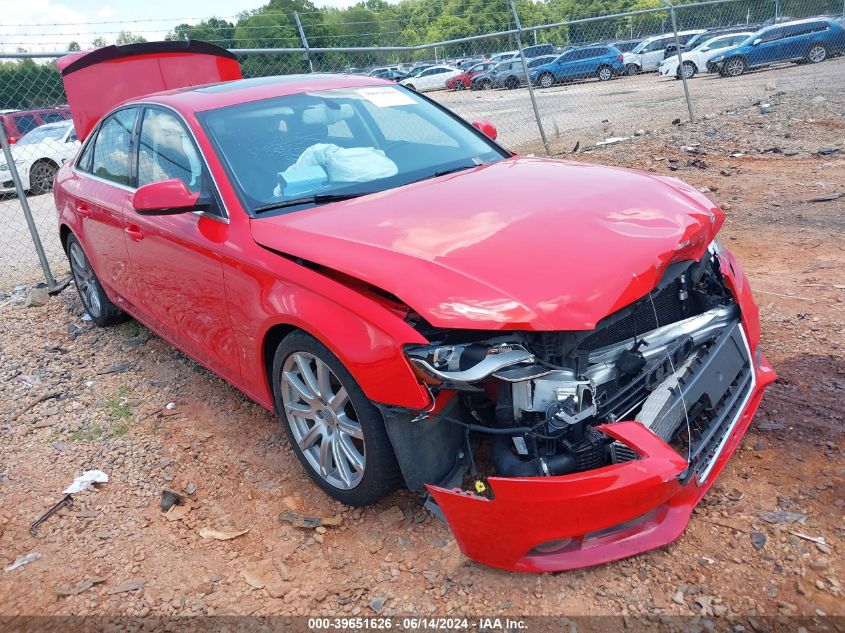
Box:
403;341;535;387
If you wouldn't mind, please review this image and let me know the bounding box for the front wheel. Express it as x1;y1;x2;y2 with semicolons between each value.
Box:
66;234;125;327
678;61;696;79
626;63;640;76
453;80;465;91
504;76;519;90
478;78;492;90
596;65;613;81
806;44;827;64
272;331;402;506
722;57;746;77
538;72;554;88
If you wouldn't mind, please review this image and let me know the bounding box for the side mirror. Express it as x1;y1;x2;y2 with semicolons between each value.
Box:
472;120;498;140
132;178;199;216
753;38;762;46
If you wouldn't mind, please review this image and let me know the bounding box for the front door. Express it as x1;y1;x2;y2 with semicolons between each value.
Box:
123;106;241;384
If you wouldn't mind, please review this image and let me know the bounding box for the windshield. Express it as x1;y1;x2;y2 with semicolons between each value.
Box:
199;86;506;215
17;124;69;145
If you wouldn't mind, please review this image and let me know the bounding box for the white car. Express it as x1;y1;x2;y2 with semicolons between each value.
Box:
399;65;462;92
622;30;706;74
0;120;79;194
659;32;754;79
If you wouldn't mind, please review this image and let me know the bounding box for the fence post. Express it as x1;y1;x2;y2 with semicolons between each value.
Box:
660;0;695;123
507;0;551;155
293;11;314;73
0;124;58;290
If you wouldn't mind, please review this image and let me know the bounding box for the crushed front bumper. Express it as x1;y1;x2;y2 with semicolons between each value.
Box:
427;352;775;573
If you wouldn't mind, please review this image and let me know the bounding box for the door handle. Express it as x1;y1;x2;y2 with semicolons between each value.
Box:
124;226;144;241
77;204;91;218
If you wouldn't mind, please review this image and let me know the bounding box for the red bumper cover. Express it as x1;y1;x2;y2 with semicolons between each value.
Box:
427;354;776;573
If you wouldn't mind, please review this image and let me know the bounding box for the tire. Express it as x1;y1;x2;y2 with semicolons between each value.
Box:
29;160;58;195
538;72;554;88
678;61;697;80
504;76;519;90
596;65;613;81
272;331;403;506
453;80;465;91
65;233;126;327
478;78;492;90
625;63;641;76
723;56;746;77
806;43;827;64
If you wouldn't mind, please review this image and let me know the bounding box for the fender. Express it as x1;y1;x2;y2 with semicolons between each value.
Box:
220;247;434;412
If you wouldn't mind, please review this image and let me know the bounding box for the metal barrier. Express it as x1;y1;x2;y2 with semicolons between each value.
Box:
1;0;843;290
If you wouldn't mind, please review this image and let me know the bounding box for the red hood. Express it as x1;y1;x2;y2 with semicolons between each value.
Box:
249;157;723;331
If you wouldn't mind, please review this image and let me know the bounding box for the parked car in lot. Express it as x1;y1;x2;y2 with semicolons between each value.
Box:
400;65;461;91
531;45;625;87
446;60;496;90
622;30;706;74
0;120;79;194
610;38;642;53
474;55;558;89
54;40;774;574
0;106;71;145
489;51;517;63
369;68;406;81
522;43;555;58
708;17;845;76
659;31;753;79
677;25;761;53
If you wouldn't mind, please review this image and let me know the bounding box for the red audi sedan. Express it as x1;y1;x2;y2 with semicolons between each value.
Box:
54;42;775;573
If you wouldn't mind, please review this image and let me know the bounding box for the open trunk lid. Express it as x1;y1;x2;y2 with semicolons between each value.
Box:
57;40;242;140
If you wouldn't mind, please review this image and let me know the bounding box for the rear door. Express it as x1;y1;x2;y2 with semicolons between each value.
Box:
122;105;240;383
69;107;138;304
747;27;786;65
641;37;671;70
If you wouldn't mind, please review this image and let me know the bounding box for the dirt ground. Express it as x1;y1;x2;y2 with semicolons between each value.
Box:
0;89;843;624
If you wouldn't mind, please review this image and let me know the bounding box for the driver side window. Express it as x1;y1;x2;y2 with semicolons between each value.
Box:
137;108;202;193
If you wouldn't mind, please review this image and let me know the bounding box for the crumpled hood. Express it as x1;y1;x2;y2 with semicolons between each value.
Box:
250;157;723;331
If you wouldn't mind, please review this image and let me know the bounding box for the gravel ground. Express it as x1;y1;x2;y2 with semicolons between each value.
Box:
0;89;843;623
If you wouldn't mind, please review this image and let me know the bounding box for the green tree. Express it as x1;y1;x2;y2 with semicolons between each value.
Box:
115;31;147;45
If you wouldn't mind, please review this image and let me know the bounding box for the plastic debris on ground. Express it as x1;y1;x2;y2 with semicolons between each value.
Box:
63;470;109;494
5;553;42;573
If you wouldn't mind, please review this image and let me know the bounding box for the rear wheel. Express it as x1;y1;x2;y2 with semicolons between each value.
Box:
273;331;402;506
66;234;125;327
625;63;640;76
723;57;746;77
806;43;827;63
538;72;554;88
596;65;613;81
478;78;492;90
29;160;57;195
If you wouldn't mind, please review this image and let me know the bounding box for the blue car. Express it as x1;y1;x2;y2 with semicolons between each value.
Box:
530;45;625;88
708;17;845;77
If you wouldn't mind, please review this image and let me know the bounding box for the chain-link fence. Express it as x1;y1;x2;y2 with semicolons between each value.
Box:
1;0;843;291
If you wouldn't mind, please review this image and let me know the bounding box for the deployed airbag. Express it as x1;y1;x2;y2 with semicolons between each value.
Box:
275;143;398;197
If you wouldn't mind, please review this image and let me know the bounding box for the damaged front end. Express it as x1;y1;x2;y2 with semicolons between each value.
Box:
380;243;775;572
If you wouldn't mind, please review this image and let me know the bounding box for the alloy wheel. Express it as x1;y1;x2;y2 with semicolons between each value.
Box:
454;81;464;90
281;351;366;491
682;62;695;79
30;162;56;194
539;73;553;88
725;57;745;76
68;241;101;318
598;66;612;81
808;45;826;63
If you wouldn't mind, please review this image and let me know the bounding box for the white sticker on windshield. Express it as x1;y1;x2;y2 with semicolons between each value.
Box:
355;87;416;107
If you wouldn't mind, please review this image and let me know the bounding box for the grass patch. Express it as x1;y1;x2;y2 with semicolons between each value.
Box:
120;320;144;338
71;386;134;441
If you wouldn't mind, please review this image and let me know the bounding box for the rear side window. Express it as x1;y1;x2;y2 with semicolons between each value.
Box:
12;114;38;136
90;109;137;186
137;108;202;193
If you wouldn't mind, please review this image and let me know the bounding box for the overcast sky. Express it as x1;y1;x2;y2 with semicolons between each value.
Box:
0;0;360;53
